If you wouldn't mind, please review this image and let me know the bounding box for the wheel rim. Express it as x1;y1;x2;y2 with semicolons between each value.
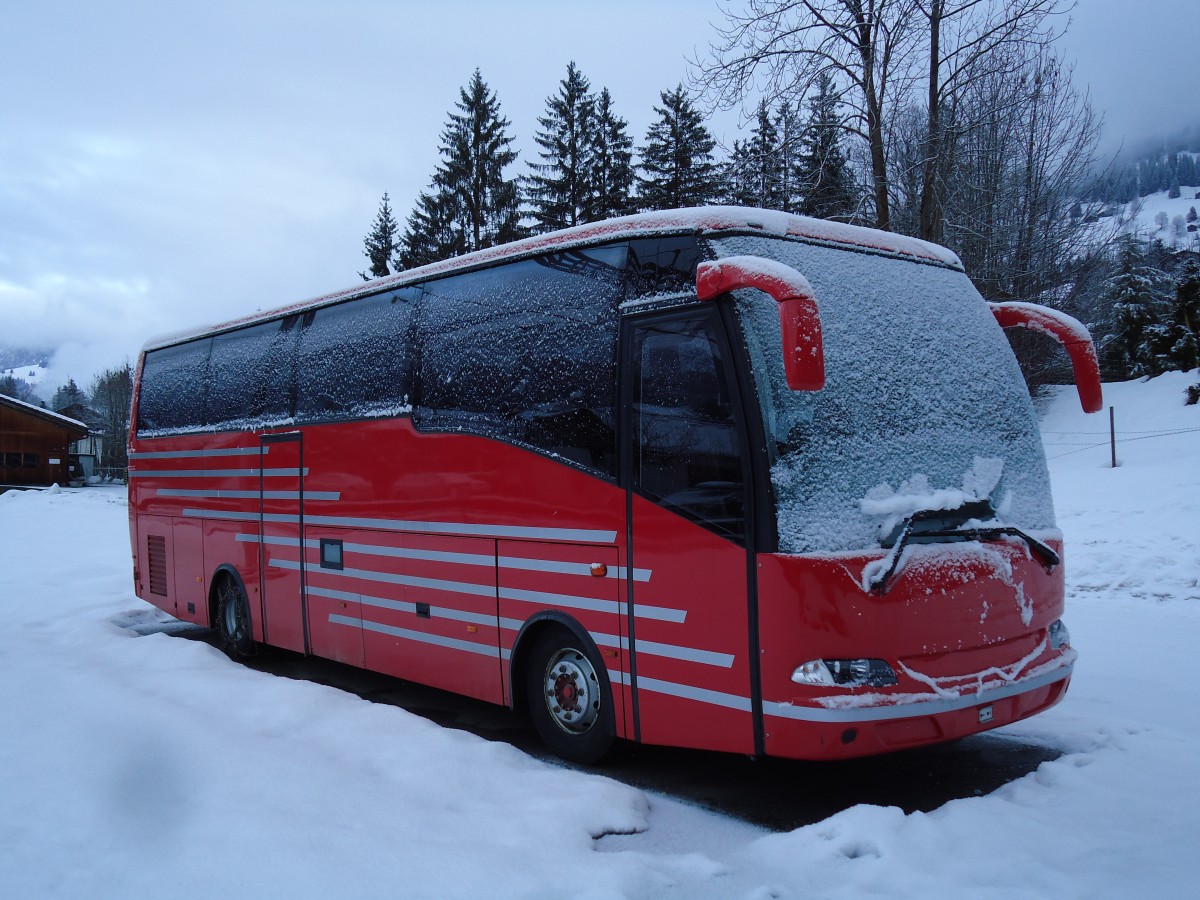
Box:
543;648;600;734
222;584;243;639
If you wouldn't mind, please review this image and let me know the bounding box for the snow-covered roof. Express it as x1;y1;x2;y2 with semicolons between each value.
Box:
0;393;89;434
143;207;964;352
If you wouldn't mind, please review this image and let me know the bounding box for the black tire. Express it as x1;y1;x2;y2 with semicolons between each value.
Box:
215;574;256;660
525;625;615;764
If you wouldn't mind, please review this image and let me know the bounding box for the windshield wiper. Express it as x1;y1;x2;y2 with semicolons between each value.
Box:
868;500;1059;595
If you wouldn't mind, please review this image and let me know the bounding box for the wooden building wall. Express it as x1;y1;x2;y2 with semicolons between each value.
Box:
0;403;83;486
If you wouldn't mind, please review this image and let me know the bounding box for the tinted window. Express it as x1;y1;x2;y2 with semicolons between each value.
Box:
631;312;745;540
296;288;416;422
137;338;211;434
207;317;299;429
625;236;703;299
415;246;624;475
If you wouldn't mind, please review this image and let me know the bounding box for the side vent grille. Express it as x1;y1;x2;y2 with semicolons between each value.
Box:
147;535;168;597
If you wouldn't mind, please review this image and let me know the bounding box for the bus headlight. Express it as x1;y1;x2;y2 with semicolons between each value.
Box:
791;658;898;688
1049;619;1070;650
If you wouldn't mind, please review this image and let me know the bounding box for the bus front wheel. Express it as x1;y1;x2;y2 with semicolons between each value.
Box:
215;574;256;660
526;626;614;764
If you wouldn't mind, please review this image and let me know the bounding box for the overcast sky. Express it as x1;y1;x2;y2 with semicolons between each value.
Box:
2;0;1197;395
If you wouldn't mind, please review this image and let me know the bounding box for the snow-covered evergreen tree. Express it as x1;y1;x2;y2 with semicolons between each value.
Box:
724;99;784;210
399;190;465;270
636;85;723;210
1106;239;1165;377
774;102;802;213
1153;258;1200;373
587;88;636;221
526;62;596;233
796;74;855;220
360;193;398;280
399;70;522;268
51;377;87;412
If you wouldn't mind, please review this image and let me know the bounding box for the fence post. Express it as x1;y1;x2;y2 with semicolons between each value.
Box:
1110;405;1117;468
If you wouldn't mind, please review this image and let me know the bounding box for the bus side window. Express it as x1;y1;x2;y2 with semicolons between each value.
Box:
414;247;623;477
295;289;416;422
631;314;745;540
137;337;212;434
207;319;297;429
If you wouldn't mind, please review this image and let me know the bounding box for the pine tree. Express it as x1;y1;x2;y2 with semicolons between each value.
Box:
51;377;86;412
1169;173;1181;199
636;84;723;210
527;62;596;233
725;99;784;210
1106;239;1165;377
360;193;398;280
1159;258;1200;372
0;374;39;404
399;190;465;269
775;101;803;213
1188;206;1197;224
587;88;636;220
398;70;522;268
724;139;756;207
796;74;856;220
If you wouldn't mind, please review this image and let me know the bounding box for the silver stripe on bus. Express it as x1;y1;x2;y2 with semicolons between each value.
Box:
328;614;502;659
233;532;653;587
589;631;733;668
497;585;685;623
183;508;615;544
498;556;652;583
130;447;266;460
272;558;496;599
185;510;294;522
130;467;307;478
308;585;521;630
273;557;684;623
158;489;340;501
304;514;616;544
346;543;494;568
762;662;1074;724
611;671;753;712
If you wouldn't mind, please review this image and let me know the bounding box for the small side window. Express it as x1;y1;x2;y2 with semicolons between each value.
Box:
320;539;344;570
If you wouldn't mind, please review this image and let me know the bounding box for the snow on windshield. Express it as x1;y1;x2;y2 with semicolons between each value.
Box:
709;235;1055;554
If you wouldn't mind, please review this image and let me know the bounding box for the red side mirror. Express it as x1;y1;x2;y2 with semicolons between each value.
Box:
695;257;825;391
989;301;1104;413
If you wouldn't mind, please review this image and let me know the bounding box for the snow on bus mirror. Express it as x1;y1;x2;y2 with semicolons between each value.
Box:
989;301;1104;414
695;257;825;392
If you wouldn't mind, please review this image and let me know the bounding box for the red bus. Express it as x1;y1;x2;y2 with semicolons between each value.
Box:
128;208;1102;763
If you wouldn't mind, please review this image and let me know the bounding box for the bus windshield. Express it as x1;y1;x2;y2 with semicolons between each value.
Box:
708;234;1056;556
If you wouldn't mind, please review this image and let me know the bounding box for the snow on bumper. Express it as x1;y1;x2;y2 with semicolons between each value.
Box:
762;650;1075;759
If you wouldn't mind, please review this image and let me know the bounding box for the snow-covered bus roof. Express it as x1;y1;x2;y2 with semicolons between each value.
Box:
143;207;963;353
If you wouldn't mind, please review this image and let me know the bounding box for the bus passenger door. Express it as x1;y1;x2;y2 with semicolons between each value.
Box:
259;432;308;654
621;308;759;756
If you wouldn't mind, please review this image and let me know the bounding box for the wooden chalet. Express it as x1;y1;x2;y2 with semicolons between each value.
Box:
0;394;88;487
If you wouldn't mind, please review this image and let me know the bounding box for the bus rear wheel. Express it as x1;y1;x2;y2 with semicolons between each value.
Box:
525;626;614;764
215;575;256;660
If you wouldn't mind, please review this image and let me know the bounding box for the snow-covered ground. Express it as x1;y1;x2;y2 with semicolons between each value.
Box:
1103;184;1200;251
0;362;49;391
1;371;1197;899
